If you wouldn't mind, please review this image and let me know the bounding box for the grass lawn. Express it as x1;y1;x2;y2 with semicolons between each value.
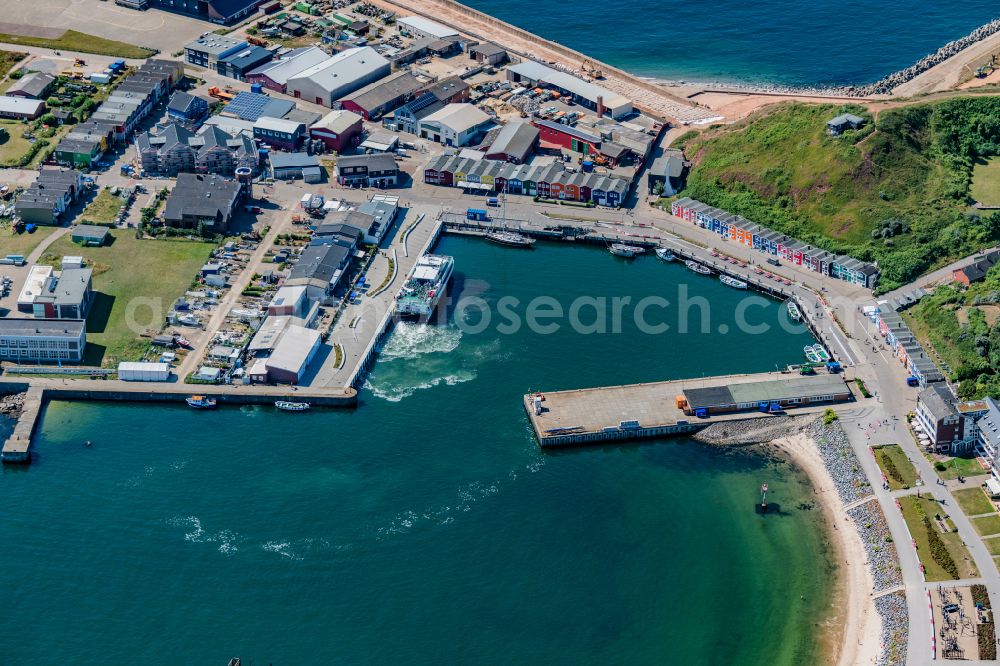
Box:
900;494;979;580
0;30;155;59
0;119;32;164
0;49;25;77
40;231;213;367
0;225;56;257
936;454;990;481
972;157;1000;207
986;537;1000;557
973;514;1000;537
955;487;997;517
874;444;919;489
81;189;125;225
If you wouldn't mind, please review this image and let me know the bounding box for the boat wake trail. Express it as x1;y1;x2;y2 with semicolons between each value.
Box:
167;516;244;556
374;449;547;539
365;323;500;402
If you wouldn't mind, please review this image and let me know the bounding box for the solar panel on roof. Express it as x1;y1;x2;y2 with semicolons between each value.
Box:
224;92;286;121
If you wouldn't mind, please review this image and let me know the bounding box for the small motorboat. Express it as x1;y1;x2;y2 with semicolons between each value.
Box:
275;400;311;412
719;275;748;289
685;259;712;275
655;247;676;262
786;301;802;321
186;395;217;409
609;243;645;258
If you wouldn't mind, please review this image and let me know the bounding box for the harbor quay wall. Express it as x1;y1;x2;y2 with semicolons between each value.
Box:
38;387;358;407
534;421;705;447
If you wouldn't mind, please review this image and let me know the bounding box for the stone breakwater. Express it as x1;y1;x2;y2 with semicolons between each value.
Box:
0;392;24;419
874;591;908;666
807;419;874;505
691;414;813;446
669;17;1000;98
848;499;903;592
846;18;1000;96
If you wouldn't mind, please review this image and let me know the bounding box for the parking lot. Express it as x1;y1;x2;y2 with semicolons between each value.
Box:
0;0;210;54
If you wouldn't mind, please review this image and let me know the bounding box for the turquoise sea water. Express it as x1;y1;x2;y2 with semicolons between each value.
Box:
2;238;836;663
463;0;1000;87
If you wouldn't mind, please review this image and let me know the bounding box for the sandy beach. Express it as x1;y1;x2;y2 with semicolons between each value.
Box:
770;433;883;666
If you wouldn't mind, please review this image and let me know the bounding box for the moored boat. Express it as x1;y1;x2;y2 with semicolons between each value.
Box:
655;247;675;261
811;344;830;362
186;395;217;409
609;243;645;258
786;301;802;321
804;346;821;363
275;400;310;412
396;254;455;319
719;274;748;289
486;230;535;247
685;259;712;275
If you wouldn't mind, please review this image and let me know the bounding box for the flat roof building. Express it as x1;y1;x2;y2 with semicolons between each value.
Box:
263;324;321;384
682;374;851;415
397;16;458;40
0;318;86;363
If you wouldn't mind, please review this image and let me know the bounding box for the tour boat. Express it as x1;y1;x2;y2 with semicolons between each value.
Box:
186;395;217;409
609;243;645;258
685;259;712;275
786;301;802;321
275;400;310;412
719;274;748;289
486;230;535;248
655;247;676;262
396;254;455;318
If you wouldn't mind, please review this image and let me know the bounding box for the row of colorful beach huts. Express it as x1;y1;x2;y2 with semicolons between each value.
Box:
873;308;945;387
670;198;879;289
423;154;630;208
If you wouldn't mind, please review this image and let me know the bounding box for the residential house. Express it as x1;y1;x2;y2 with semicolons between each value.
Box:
162;173;243;233
137;122;258;177
953;250;1000;287
335;152;399;188
166;91;209;127
0;96;44;120
14;169;83;225
916;383;967;453
647;148;686;195
827;113;866;136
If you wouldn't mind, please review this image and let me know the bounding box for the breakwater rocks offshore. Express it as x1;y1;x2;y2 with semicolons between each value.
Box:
848;499;903;592
671;17;1000;98
807;420;874;505
874;591;908;666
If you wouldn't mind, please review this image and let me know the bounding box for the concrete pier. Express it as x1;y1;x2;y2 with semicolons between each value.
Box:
2;387;42;463
524;370;854;447
0;378;357;464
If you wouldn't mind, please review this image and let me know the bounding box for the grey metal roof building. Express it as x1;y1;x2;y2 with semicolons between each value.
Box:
485;122;539;164
7;71;55;99
286;46;391;108
683;374;850;414
338;70;423;119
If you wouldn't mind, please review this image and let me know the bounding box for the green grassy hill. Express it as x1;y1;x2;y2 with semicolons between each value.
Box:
677;99;1000;291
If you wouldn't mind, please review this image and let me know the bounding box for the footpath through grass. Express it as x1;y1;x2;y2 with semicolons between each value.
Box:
874;444;919;489
0;30;155;59
41;231;213;367
899;494;979;581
